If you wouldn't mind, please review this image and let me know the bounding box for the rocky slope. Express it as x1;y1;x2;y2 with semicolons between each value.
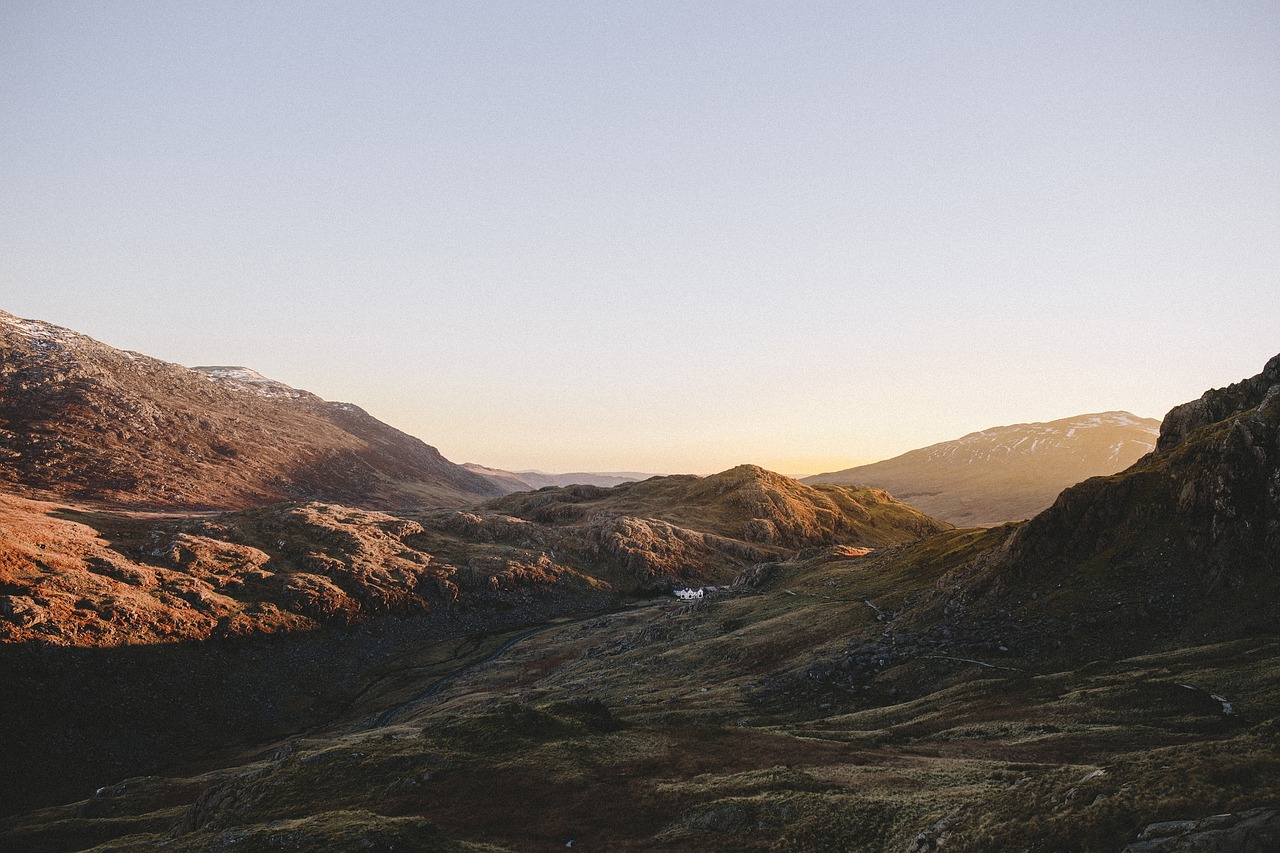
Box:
0;494;612;647
480;464;947;586
977;352;1280;642
761;352;1280;702
0;466;944;648
804;412;1160;525
0;310;500;509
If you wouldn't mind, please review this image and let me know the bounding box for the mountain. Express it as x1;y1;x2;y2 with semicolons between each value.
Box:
0;310;501;509
3;357;1279;851
978;352;1280;642
803;411;1160;525
761;354;1280;707
460;463;658;493
486;463;944;548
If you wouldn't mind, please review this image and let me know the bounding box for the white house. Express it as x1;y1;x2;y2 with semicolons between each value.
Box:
674;587;704;601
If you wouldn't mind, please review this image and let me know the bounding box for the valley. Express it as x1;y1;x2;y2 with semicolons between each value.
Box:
1;312;1277;851
6;5;1276;850
4;564;1276;851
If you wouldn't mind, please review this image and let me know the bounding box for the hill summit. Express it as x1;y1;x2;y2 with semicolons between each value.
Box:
488;463;944;550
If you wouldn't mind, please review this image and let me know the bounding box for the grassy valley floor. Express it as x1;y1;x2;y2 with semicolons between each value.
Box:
5;555;1278;852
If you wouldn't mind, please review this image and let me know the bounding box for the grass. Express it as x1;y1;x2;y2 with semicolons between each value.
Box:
5;546;1279;852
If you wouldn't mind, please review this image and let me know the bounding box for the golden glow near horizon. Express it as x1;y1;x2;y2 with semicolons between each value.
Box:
3;4;1277;476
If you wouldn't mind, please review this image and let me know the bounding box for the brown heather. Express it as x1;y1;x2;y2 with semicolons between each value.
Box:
2;314;1278;853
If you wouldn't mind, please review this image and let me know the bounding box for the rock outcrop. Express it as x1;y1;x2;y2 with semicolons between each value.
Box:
996;354;1280;600
1124;808;1280;852
483;465;948;589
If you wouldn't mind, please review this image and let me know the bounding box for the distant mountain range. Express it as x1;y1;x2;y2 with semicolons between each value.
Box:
0;310;501;509
803;411;1160;525
461;463;659;493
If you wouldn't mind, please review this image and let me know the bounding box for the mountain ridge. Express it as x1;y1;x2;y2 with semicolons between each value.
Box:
803;410;1160;525
0;310;501;510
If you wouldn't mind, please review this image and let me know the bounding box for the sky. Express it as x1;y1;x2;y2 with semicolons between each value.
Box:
2;2;1278;477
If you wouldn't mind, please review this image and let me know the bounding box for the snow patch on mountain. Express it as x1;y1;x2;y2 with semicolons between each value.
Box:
1;313;82;350
922;412;1158;464
193;366;303;399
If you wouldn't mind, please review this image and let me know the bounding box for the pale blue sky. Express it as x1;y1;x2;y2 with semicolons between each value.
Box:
3;2;1278;475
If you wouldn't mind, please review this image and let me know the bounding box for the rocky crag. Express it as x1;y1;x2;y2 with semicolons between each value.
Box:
758;353;1280;705
0;465;943;648
984;352;1280;639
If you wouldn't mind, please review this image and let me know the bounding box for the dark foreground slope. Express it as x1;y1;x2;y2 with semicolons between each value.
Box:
0;310;500;509
4;358;1277;852
805;412;1160;525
